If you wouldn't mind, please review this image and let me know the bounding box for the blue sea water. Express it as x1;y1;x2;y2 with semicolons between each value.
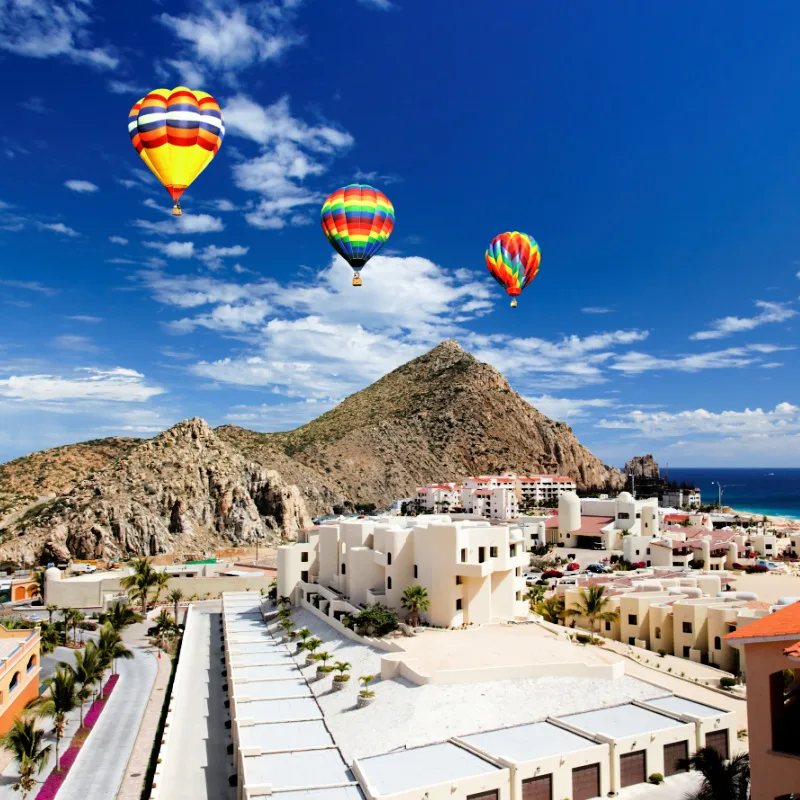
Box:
662;468;800;520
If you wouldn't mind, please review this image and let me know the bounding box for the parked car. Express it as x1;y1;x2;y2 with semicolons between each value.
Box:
565;562;580;572
585;563;610;574
590;541;606;550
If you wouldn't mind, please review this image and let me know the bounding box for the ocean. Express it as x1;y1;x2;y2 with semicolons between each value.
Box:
662;468;800;520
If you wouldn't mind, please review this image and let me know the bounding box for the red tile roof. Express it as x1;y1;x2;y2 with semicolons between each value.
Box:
664;514;689;522
725;601;800;643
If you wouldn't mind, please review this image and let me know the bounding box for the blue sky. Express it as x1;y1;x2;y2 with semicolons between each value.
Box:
1;0;799;468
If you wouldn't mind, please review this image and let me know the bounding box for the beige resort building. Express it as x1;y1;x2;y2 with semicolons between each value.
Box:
278;517;531;628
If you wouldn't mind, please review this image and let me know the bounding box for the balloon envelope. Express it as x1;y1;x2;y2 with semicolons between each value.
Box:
128;87;224;213
321;184;395;271
485;231;541;299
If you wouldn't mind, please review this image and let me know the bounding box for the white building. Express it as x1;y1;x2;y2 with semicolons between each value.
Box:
278;517;530;628
662;488;702;508
414;484;461;513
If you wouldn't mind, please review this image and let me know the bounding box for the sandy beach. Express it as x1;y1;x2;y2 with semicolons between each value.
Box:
723;507;800;528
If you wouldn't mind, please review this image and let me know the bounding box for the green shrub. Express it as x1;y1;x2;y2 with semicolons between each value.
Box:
648;773;664;785
658;649;667;656
576;633;592;644
720;676;737;689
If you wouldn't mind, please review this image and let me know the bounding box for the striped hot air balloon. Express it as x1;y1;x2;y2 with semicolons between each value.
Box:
321;184;395;286
485;231;541;307
128;87;224;216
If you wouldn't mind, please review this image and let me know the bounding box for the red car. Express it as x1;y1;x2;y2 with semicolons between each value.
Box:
566;562;580;572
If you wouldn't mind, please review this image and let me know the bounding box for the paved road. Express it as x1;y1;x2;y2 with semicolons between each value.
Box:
160;606;235;800
53;644;157;800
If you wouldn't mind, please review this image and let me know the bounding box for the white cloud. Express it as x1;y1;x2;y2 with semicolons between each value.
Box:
0;0;118;69
66;315;102;323
213;199;238;212
109;236;128;245
117;178;138;189
225;399;338;431
158;0;301;84
38;222;79;237
581;306;613;314
598;402;800;438
170;299;273;333
107;79;145;95
225;95;353;229
64;179;99;193
609;345;770;373
0;279;56;295
143;241;196;259
357;0;394;8
353;169;402;185
690;301;796;340
138;270;276;310
135;214;224;235
52;334;100;352
0;368;165;403
20;96;48;113
161;58;206;88
524;395;614;422
199;244;249;268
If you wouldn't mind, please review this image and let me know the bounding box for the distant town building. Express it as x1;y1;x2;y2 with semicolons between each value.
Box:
278;517;529;628
661;488;702;508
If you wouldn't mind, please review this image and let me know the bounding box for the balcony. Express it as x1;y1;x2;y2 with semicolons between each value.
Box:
366;587;386;604
458;562;492;578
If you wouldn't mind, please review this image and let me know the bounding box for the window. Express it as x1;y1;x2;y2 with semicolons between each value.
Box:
646;548;650;555
341;563;346;575
515;567;521;577
682;622;692;634
628;637;636;645
655;627;661;639
618;512;630;520
766;544;773;550
478;547;486;563
8;672;19;693
635;550;640;556
714;636;721;650
456;576;462;585
301;570;309;583
460;548;467;563
509;544;517;556
456;599;462;611
387;577;392;590
387;552;392;565
414;564;418;579
636;513;641;519
605;621;612;632
628;614;637;625
26;655;36;672
770;669;800;755
515;591;521;601
490;546;498;558
683;646;691;658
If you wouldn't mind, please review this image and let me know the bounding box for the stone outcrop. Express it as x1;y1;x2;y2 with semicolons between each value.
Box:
624;454;661;479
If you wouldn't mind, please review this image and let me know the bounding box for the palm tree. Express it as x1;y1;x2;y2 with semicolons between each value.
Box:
27;666;77;771
66;639;103;723
151;571;171;608
296;627;311;645
524;585;546;611
400;585;430;628
303;637;322;661
681;747;749;800
566;586;619;633
37;621;59;655
46;604;57;625
120;558;159;614
316;651;331;668
0;717;52;799
100;601;143;631
97;622;134;679
168;589;184;627
534;595;565;624
334;661;351;677
60;608;81;645
69;610;85;646
32;571;45;602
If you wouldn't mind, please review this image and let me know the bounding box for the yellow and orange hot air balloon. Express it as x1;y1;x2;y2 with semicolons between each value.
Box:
127;87;224;216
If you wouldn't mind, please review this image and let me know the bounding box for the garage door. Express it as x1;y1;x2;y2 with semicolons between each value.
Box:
467;792;498;800
619;750;646;787
572;764;601;800
664;741;689;776
522;775;552;800
706;730;729;760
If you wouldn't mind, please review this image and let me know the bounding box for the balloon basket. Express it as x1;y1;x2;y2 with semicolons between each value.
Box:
172;203;182;217
352;273;363;287
510;298;517;308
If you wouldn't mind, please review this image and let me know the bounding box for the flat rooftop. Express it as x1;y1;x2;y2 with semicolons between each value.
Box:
236;679;311;700
357;742;500;797
558;704;686;739
234;696;322;723
644;696;727;719
239;720;334;752
244;748;355;791
460;721;600;763
254;788;364;800
232;663;300;680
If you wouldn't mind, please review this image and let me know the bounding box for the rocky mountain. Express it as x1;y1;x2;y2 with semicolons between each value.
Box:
0;340;622;565
624;454;661;479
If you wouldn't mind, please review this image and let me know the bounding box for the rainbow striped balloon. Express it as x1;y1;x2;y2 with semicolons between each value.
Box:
485;231;541;307
321;184;395;285
128;87;224;215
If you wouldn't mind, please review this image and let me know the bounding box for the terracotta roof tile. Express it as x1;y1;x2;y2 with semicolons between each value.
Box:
725;600;800;642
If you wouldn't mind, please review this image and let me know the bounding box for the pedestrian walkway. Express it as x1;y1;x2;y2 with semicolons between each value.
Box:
56;643;157;800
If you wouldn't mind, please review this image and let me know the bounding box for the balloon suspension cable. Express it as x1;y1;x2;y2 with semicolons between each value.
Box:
510;298;518;308
172;202;182;217
352;273;363;287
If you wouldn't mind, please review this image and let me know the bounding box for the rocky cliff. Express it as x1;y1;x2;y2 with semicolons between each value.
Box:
0;340;623;565
624;454;661;479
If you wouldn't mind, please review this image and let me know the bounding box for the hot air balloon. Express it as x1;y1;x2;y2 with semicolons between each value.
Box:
485;231;541;307
321;184;395;286
128;87;224;216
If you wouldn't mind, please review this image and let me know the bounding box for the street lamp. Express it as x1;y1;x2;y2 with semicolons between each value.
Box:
712;481;727;508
